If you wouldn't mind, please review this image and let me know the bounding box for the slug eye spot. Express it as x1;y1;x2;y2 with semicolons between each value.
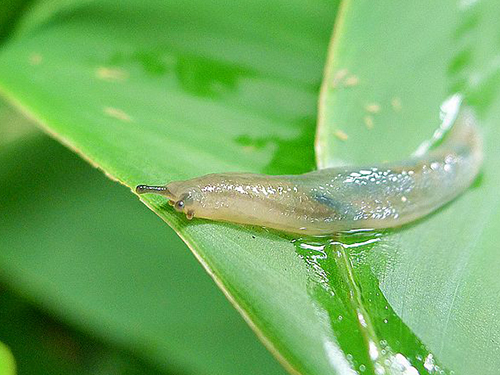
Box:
174;200;184;212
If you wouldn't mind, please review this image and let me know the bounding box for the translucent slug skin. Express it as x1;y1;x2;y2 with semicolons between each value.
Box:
137;109;482;235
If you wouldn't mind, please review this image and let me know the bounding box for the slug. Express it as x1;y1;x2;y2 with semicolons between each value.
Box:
136;102;482;236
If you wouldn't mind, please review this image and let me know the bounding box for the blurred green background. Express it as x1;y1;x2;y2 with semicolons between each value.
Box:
0;101;287;374
0;0;324;373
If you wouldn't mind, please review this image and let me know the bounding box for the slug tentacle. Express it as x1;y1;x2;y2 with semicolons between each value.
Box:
136;185;169;196
136;100;482;235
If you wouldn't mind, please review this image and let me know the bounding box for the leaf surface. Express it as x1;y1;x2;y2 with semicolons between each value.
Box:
0;99;286;375
0;342;15;375
317;1;500;374
0;1;351;374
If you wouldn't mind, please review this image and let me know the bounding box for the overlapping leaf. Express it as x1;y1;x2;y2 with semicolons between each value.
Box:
317;1;500;374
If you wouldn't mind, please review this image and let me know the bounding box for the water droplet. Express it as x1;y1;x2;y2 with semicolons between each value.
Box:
424;353;436;372
375;363;386;375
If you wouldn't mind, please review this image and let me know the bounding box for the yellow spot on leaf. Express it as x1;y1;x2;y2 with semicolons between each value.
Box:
344;75;359;87
242;145;257;152
334;130;349;141
331;69;348;88
96;67;129;82
104;107;132;122
365;103;380;113
391;97;402;111
29;53;42;65
364;115;374;129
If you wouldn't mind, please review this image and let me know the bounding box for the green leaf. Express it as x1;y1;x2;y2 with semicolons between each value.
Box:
3;0;497;374
0;100;286;375
0;0;32;43
0;286;174;375
0;341;15;375
0;0;351;374
317;0;500;374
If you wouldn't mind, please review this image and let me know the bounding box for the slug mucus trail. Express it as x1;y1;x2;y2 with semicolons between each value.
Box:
136;97;482;235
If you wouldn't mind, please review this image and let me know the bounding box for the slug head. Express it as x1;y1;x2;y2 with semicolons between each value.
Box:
136;173;266;223
135;180;203;220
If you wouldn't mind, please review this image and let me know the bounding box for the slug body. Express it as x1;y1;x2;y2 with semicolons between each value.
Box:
137;105;482;235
